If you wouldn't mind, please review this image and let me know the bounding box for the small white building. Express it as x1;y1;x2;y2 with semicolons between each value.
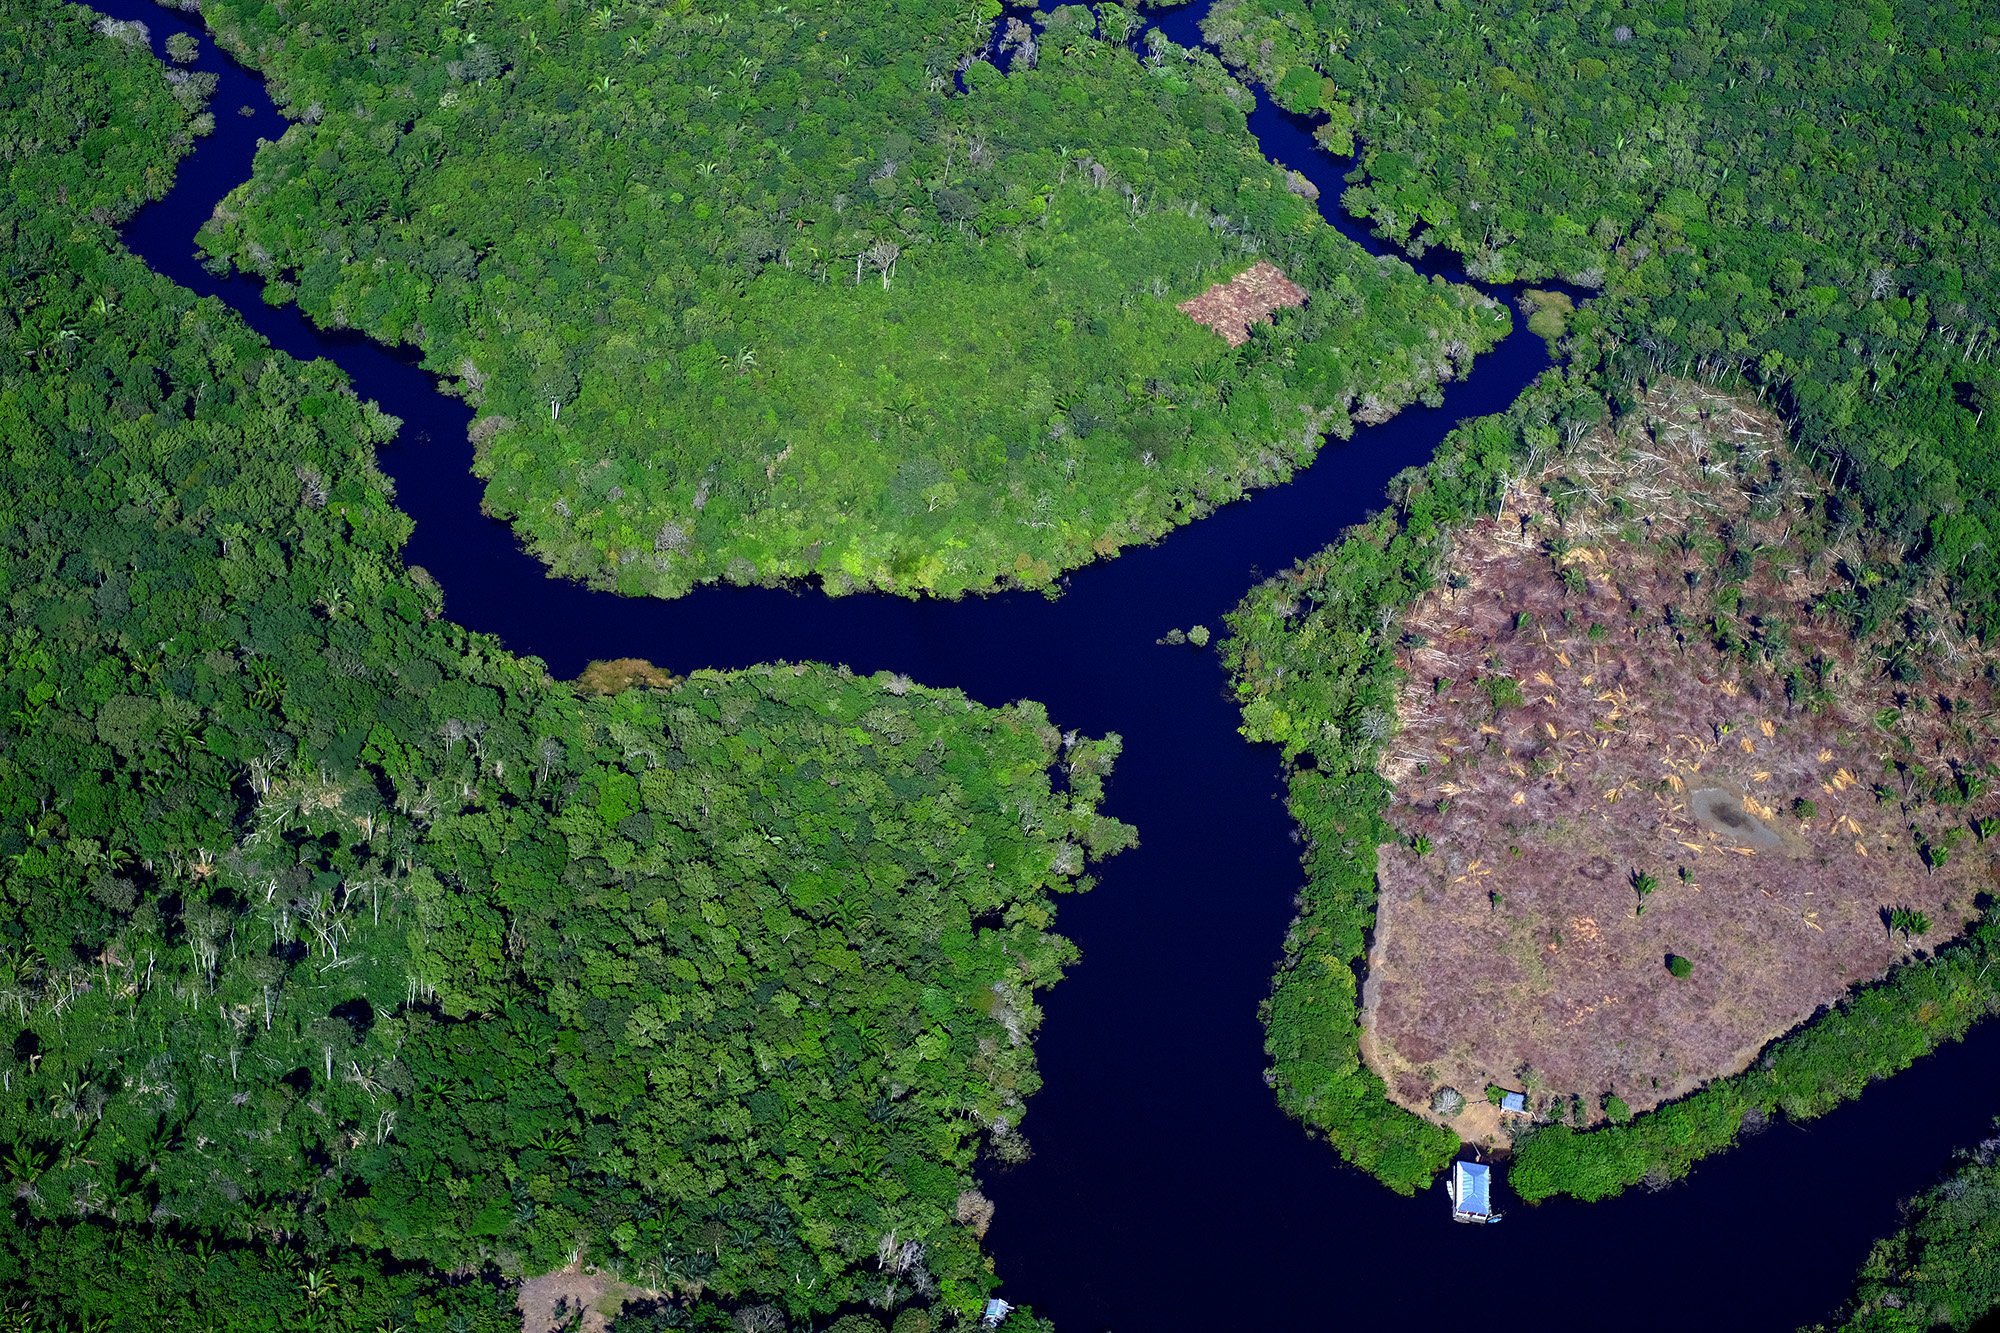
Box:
982;1297;1013;1328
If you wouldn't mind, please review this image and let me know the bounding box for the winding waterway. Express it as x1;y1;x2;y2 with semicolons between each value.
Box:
89;0;2000;1327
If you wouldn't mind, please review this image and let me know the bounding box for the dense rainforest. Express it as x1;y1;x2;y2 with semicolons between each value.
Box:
1203;0;2000;628
0;5;1121;1326
187;0;1506;599
1225;375;2000;1196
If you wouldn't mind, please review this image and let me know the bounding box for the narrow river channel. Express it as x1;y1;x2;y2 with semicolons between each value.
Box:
85;0;2000;1327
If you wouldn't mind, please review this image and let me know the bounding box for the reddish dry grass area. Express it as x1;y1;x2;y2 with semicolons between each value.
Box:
575;657;679;695
1176;261;1307;346
1363;383;2000;1140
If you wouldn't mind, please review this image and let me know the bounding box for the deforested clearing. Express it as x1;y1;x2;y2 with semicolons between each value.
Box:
1176;260;1308;346
1364;382;2000;1142
517;1263;652;1333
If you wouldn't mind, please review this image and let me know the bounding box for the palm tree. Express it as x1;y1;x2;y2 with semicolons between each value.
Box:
3;1140;50;1185
299;1267;338;1307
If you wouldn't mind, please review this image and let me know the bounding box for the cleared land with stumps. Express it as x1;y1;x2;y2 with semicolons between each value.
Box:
1176;261;1307;346
1363;383;2000;1141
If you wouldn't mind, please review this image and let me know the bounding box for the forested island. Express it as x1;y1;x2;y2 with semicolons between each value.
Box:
188;0;1504;599
0;7;1126;1326
1811;1125;2000;1333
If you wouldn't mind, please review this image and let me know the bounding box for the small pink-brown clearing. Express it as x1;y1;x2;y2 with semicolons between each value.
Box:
1176;261;1307;346
1362;382;2000;1143
517;1263;654;1333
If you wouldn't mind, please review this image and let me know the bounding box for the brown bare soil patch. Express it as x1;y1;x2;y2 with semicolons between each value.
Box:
1176;261;1307;346
517;1262;656;1333
576;657;679;694
1363;382;2000;1143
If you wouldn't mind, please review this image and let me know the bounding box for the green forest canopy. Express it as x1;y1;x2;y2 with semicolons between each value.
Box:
0;5;1125;1326
192;0;1504;599
1203;0;2000;630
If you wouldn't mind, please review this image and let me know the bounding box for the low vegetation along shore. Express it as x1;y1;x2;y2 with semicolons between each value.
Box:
1228;376;2000;1197
1811;1122;2000;1332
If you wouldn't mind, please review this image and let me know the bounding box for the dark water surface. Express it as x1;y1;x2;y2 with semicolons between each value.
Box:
89;1;2000;1328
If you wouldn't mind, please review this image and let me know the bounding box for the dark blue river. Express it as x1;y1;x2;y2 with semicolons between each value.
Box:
91;1;2000;1328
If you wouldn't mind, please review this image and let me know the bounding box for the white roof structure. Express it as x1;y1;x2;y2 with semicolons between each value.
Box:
1451;1160;1500;1222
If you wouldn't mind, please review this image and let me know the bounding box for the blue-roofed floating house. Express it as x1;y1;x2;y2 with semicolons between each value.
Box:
982;1297;1013;1328
1450;1160;1502;1224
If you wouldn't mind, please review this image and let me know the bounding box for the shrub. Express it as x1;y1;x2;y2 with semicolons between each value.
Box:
1667;954;1694;979
830;1317;888;1333
1632;870;1659;914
